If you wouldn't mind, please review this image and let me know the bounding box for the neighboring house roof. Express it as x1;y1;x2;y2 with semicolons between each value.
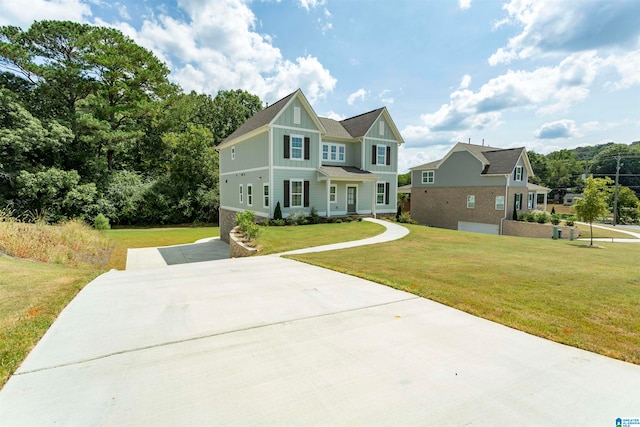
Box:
410;142;534;178
318;166;378;181
563;193;583;199
398;184;412;194
528;183;551;193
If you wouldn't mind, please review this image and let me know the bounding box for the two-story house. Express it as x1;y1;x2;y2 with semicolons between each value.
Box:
410;142;538;235
216;89;404;242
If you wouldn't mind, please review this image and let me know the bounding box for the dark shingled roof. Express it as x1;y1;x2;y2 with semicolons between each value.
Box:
340;108;385;138
482;148;525;175
218;91;296;148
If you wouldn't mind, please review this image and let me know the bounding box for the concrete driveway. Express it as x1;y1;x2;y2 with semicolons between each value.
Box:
1;221;639;425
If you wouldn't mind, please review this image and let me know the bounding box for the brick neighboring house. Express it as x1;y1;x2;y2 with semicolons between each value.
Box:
409;142;546;235
216;89;404;242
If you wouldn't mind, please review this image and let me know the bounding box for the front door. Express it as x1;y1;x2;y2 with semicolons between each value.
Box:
347;186;357;214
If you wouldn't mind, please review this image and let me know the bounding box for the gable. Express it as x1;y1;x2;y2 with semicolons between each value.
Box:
273;95;323;132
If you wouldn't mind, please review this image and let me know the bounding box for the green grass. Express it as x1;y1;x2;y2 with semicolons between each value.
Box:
255;221;385;254
290;223;640;365
574;223;638;240
105;226;219;269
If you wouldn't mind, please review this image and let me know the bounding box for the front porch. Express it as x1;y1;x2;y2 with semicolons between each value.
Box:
317;166;380;218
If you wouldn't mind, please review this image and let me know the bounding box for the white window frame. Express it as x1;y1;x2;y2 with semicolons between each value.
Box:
422;170;434;184
290;135;304;160
239;184;243;204
247;184;253;207
515;194;522;210
263;184;269;208
495;195;505;210
528;193;534;209
322;143;346;162
329;185;337;203
231;146;235;160
376;182;386;205
377;144;386;165
515;166;523;181
293;106;301;125
291;180;303;208
467;195;475;209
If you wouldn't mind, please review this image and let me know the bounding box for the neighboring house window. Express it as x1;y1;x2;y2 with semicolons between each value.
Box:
422;171;434;184
239;184;243;204
284;180;310;208
231;146;235;160
376;182;390;205
329;185;337;203
293;106;301;125
515;193;522;210
263;184;269;208
379;121;384;136
467;195;475;209
514;166;523;181
247;184;253;207
495;195;505;210
322;143;345;162
284;135;310;160
528;193;534;209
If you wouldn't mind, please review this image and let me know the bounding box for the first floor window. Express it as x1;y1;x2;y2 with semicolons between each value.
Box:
247;184;253;206
528;193;534;209
239;184;243;204
467;195;475;209
329;185;337;203
515;193;522;210
422;170;434;184
495;195;505;210
263;184;269;208
291;180;303;207
377;183;385;204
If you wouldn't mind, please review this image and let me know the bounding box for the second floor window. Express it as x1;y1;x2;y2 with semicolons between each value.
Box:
322;143;345;162
422;171;434;184
514;166;523;181
377;145;386;165
291;136;303;159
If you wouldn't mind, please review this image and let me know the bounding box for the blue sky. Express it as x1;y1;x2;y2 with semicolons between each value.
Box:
1;0;639;172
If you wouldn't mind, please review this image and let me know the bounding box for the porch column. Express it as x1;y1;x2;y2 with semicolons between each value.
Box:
326;178;331;218
371;181;377;218
543;192;548;212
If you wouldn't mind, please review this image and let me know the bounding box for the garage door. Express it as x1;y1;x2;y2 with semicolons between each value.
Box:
458;221;499;235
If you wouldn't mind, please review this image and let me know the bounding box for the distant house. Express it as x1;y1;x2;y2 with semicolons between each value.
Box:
216;89;404;242
563;193;582;206
409;142;546;235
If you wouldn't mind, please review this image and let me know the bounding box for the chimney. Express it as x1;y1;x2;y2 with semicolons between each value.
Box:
468;138;471;144
482;138;485;146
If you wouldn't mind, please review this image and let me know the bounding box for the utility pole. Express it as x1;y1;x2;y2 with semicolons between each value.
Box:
613;153;622;226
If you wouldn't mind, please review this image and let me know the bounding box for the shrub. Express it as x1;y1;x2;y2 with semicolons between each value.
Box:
93;213;111;230
236;210;261;243
309;207;320;224
517;212;526;221
287;210;307;225
335;218;343;223
525;211;537;222
357;217;363;222
274;201;283;220
565;216;576;226
536;211;549;224
397;212;418;224
345;216;354;222
550;214;560;225
271;219;286;226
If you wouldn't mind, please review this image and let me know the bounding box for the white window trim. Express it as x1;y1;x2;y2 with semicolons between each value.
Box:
263;184;269;209
247;184;253;207
239;184;243;204
322;143;346;163
467;195;475;209
290;134;304;161
329;185;337;203
291;179;303;208
376;182;386;205
528;193;534;209
422;170;434;184
515;166;523;181
376;144;387;165
231;146;235;160
495;195;505;210
515;194;522;210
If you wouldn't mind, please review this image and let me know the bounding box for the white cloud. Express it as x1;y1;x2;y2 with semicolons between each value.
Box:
603;50;640;90
490;0;640;65
323;110;346;121
459;74;471;89
458;0;471;11
347;88;367;105
298;0;325;12
0;0;92;27
533;120;578;139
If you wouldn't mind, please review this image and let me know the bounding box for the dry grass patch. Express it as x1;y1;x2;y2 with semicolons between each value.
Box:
290;224;640;364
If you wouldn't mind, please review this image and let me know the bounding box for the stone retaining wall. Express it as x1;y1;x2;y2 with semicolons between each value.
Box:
502;220;579;239
229;226;258;257
219;208;237;243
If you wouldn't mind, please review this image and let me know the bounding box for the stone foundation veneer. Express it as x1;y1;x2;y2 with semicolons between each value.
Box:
229;226;258;257
219;208;237;244
502;220;579;239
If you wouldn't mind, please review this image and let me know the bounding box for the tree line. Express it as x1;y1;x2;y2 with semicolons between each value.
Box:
1;20;262;225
